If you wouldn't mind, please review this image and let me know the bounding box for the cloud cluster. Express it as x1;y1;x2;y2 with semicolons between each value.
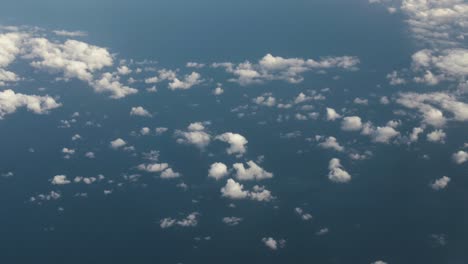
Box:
215;132;248;156
328;158;351;183
160;212;200;229
221;179;273;202
232;161;273;181
0;89;61;119
213;53;359;85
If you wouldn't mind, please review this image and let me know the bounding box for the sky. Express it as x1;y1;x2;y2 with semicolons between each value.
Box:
0;0;468;263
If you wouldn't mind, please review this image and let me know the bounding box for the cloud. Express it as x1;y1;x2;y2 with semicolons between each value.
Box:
253;95;276;107
294;207;313;221
427;129;446;143
221;179;249;199
401;0;468;45
232;161;273;181
222;216;243;226
398;92;468;127
175;122;211;149
90;72;137;99
213;53;359;85
452;150;468;164
430;176;450;190
411;49;468;84
160;212;200;229
137;163;169;173
208;162;229;180
51;175;71;185
262;237;286;250
0;89;61;119
318;136;345;152
367;126;400;143
341;116;363;131
130;106;152;117
326;107;341;121
215;132;248;156
26;38;113;81
220;178;273;201
168;72;202;90
160;168;181;179
328;158;351;183
52;30;88;37
110;138;126;149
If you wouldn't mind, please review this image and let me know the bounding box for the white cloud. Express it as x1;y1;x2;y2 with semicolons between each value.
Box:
387;70;406;85
326;107;341;121
341;116;363;131
452;150;468;164
222;216;243;226
213;53;359;85
208;162;229;180
397;92;468;126
130;106;152;117
168;72;202;90
369;126;400;143
318;136;344;152
431;176;450;190
52;30;87;37
26;38;113;82
51;175;70;185
213;87;224;95
295;207;313;221
221;179;249;199
409;127;424;142
110;138;126;149
160;168;181;179
137;163;169;173
253;95;276;107
427;129;446;143
215;132;248;156
0;89;61;119
233;161;273;181
328;158;351;183
221;178;274;202
91;72;137;99
160;212;200;229
140;127;150;135
401;0;468;45
262;237;286;250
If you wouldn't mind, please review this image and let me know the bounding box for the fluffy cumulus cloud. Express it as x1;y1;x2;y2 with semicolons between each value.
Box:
328;158;351;183
130;106;152;117
213;53;359;85
341;116;363;131
397;92;468;127
0;89;61;119
168;72;202;90
431;176;451;190
25;38;113;81
175;122;211;149
160;168;181;179
411;49;468;85
427;129;446;143
215;132;248;156
452;150;468;164
222;216;243;226
401;0;468;45
232;161;273;181
160;212;200;229
208;162;229;180
326;107;341;121
137;163;169;173
1;30;137;98
51;175;70;185
262;237;286;250
361;124;400;143
221;179;273;201
221;179;249;199
110;138;126;149
318;136;344;152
